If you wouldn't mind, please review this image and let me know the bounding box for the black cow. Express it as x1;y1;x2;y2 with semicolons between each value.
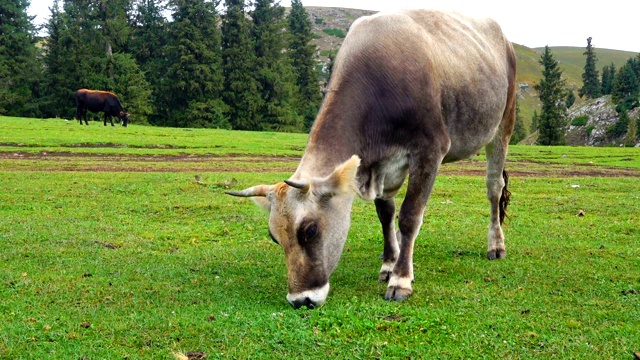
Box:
75;89;130;127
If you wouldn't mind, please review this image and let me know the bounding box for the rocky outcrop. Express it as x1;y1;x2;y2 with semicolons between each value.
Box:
566;96;639;146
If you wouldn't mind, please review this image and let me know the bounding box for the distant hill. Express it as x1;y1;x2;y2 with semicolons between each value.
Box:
305;7;640;132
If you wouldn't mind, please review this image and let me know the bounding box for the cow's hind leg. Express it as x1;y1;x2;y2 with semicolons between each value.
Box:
375;198;399;283
485;111;514;259
485;139;510;259
78;109;88;125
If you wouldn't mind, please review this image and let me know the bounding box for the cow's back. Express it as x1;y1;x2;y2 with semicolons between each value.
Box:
76;89;120;113
329;10;516;162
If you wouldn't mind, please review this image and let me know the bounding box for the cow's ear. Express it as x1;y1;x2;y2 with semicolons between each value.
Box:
252;197;271;212
313;155;361;197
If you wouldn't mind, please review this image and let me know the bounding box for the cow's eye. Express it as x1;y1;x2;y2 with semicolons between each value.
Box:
297;221;319;244
305;223;318;239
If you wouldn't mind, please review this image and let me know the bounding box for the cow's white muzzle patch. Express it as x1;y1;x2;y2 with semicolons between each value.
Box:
286;283;330;309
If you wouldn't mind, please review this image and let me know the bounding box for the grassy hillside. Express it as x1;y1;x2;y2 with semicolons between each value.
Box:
535;46;638;77
516;46;638;131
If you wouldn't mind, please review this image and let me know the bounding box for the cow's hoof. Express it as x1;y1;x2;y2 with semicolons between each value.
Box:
378;261;396;283
384;286;413;301
487;248;506;260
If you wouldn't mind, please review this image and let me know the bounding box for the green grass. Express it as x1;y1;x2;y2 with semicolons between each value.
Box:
322;28;346;38
1;116;639;358
0;117;308;156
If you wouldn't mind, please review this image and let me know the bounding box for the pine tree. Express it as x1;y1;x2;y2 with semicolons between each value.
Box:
164;0;228;128
60;1;95;86
509;100;527;145
531;110;539;132
534;46;567;145
251;0;303;132
0;0;42;116
109;53;153;124
41;0;73;118
607;108;630;139
601;63;615;95
578;37;600;99
129;0;168;124
566;90;576;108
325;49;336;86
93;0;131;60
287;0;321;130
632;54;640;79
611;59;639;105
221;0;261;130
625;113;638;147
129;0;167;67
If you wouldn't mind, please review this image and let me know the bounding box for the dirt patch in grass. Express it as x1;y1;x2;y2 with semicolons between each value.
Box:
2;151;639;177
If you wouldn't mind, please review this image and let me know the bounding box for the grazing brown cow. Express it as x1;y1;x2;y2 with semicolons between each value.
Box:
227;9;516;308
75;89;130;126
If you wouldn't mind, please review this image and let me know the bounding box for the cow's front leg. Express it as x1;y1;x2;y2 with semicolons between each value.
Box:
375;198;399;282
385;158;441;301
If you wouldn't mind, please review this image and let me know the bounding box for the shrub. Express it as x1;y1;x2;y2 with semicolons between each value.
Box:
315;18;324;24
607;110;630;139
615;96;639;113
586;125;595;137
571;115;588;126
323;28;346;38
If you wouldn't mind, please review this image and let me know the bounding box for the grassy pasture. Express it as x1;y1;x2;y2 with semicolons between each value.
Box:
1;117;639;359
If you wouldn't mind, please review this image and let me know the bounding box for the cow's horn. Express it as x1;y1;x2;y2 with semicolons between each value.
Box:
225;184;272;197
284;179;310;193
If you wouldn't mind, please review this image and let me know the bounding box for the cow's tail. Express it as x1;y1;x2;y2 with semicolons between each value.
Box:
499;169;511;224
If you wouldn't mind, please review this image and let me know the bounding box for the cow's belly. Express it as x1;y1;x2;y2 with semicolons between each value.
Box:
443;127;498;163
441;92;506;163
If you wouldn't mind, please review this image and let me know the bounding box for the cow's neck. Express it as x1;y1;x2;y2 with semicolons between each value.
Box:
292;91;362;181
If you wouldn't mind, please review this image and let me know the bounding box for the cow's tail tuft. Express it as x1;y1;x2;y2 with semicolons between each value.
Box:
499;169;511;225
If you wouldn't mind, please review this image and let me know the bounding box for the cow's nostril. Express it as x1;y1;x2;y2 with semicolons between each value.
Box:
304;297;315;309
290;297;316;309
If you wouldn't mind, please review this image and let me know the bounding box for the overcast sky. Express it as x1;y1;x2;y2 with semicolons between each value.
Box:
27;0;640;53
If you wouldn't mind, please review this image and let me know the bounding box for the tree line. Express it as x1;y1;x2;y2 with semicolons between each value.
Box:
517;37;640;146
0;0;322;131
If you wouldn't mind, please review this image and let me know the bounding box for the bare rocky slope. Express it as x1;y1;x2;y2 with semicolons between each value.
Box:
306;7;376;64
566;97;639;147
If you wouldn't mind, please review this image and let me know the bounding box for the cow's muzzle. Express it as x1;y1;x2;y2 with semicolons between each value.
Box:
286;283;330;309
